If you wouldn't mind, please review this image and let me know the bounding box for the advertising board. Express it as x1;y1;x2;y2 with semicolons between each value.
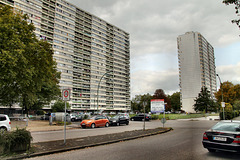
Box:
151;99;165;113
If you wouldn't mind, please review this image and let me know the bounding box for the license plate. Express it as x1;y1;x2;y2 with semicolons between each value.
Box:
213;137;227;141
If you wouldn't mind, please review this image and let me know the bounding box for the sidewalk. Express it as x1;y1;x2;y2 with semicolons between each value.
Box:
4;127;172;160
3;120;172;160
10;120;80;132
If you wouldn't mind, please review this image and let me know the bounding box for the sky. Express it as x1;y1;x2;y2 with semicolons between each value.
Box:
67;0;240;99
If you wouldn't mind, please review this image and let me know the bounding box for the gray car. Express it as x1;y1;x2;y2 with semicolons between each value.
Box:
0;114;11;131
203;120;240;153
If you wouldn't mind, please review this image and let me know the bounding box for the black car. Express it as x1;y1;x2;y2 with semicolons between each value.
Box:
202;120;240;153
130;114;151;121
109;115;129;126
41;113;51;120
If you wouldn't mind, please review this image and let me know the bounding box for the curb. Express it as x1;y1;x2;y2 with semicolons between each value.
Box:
7;128;173;160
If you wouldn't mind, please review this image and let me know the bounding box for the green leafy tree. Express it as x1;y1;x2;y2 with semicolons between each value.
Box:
131;94;153;113
194;87;217;113
0;5;61;113
223;0;240;29
52;100;70;112
215;81;239;105
233;100;240;110
139;93;152;113
153;89;171;111
169;92;181;112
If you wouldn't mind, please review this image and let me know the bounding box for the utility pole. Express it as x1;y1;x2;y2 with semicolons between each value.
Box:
216;74;224;120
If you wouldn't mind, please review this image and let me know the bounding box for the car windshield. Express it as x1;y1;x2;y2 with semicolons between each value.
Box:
211;122;240;132
113;115;120;119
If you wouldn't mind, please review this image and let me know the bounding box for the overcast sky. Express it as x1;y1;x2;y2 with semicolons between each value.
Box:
67;0;240;99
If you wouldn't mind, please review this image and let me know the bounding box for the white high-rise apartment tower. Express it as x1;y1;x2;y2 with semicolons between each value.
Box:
0;0;130;112
177;31;217;113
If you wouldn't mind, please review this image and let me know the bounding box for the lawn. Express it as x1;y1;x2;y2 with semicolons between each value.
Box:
130;113;219;120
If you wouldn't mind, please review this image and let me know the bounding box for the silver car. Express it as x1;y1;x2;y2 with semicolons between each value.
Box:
0;114;11;131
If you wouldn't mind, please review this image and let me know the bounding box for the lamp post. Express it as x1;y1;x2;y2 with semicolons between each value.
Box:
216;74;224;120
143;101;146;131
97;71;111;114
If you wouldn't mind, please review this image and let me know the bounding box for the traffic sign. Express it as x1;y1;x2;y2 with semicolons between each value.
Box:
161;118;166;124
221;102;225;108
62;89;71;101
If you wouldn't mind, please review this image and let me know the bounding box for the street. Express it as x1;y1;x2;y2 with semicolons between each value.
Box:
25;119;240;160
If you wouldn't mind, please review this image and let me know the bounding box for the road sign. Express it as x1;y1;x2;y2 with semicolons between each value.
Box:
62;89;71;101
221;102;225;108
161;118;166;124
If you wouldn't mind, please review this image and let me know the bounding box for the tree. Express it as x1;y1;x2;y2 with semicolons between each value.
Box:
52;100;70;112
223;0;240;29
233;100;240;110
169;92;180;112
153;89;171;111
131;94;153;113
0;5;61;113
194;87;217;113
215;81;239;105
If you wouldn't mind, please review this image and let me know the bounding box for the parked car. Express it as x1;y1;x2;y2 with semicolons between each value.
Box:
109;115;129;126
70;113;82;122
41;113;51;120
0;114;11;131
202;120;240;153
81;115;109;128
117;113;130;119
130;114;151;121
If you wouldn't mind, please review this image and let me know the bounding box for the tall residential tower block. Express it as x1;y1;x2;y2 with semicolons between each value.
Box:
177;32;217;113
0;0;130;112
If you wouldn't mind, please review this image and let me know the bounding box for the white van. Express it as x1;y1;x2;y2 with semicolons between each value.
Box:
0;114;11;131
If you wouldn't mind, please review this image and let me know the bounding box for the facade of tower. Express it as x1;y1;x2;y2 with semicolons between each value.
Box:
177;31;216;113
0;0;130;112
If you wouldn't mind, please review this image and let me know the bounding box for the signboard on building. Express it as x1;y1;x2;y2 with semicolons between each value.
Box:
151;99;165;113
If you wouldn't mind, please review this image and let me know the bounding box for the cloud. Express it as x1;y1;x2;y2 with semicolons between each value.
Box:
67;0;240;99
216;62;240;85
131;69;179;98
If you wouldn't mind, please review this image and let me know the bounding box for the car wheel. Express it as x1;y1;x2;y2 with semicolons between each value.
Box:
131;118;134;121
91;123;95;128
118;122;121;126
126;122;129;125
105;122;109;127
207;149;216;152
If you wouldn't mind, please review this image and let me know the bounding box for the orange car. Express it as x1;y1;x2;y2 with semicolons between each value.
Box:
81;115;109;128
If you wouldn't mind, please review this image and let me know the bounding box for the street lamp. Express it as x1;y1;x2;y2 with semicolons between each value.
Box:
216;74;224;120
97;71;112;114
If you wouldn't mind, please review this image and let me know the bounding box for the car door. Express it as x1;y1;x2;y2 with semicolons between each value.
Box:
95;116;102;127
139;114;144;121
119;116;124;124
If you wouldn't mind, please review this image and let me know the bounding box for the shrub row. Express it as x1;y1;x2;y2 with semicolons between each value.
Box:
0;128;32;155
219;111;240;120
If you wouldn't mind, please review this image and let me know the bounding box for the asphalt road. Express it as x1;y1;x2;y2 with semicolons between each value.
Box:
25;119;240;160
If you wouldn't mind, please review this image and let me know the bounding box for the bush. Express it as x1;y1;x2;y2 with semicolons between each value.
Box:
56;121;71;126
219;111;240;120
0;128;32;154
151;115;159;120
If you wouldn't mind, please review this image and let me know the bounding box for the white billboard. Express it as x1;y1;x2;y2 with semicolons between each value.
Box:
151;99;165;113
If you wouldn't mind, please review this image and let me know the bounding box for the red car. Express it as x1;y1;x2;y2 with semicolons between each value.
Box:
81;115;109;128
